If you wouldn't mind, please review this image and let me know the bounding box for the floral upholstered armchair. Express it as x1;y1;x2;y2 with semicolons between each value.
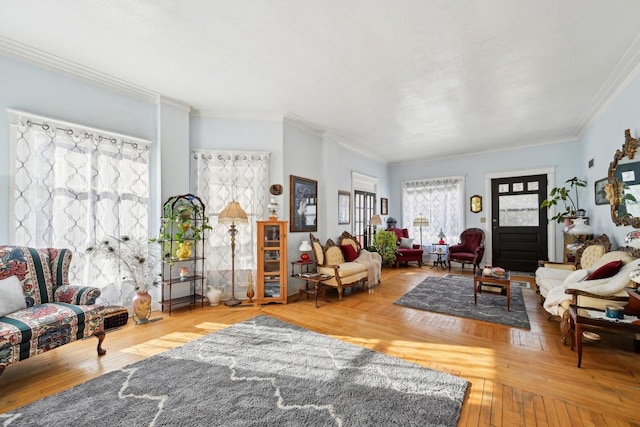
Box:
0;246;106;375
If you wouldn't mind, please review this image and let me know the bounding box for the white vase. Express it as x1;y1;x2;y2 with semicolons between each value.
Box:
206;285;224;306
566;217;593;235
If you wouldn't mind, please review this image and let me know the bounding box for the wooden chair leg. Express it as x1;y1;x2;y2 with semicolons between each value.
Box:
0;366;5;376
94;330;107;356
560;311;571;345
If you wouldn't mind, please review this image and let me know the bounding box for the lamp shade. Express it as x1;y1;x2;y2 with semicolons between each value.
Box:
413;214;429;227
438;229;446;239
218;201;248;224
370;214;382;225
298;240;312;252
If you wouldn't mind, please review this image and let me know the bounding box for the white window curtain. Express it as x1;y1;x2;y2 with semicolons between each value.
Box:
401;176;465;246
192;149;270;300
10;110;151;307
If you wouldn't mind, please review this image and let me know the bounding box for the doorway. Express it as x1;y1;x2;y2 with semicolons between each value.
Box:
491;174;548;272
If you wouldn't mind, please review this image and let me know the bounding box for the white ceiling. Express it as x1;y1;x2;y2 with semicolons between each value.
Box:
2;1;640;164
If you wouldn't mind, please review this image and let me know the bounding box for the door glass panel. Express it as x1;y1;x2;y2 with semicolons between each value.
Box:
527;181;539;191
263;275;281;298
512;182;524;192
264;225;280;247
498;184;509;193
499;194;539;226
263;250;280;272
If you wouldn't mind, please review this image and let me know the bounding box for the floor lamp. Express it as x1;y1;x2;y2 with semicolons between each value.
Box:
412;214;429;248
218;200;248;306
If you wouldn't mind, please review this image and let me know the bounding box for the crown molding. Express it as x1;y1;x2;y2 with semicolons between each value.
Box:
283;113;325;136
390;135;579;167
192;108;285;121
156;95;191;112
0;36;159;103
574;32;640;137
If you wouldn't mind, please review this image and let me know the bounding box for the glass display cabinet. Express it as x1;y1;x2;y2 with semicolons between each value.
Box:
256;220;288;304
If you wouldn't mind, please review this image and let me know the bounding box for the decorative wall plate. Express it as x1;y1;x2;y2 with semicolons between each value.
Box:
270;184;283;195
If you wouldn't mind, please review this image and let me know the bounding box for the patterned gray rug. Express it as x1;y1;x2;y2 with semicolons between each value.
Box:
2;315;468;426
395;276;531;329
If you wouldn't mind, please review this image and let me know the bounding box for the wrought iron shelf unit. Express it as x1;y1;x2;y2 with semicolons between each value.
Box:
159;193;208;315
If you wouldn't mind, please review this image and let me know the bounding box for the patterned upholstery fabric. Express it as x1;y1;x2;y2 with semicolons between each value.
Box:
0;246;104;371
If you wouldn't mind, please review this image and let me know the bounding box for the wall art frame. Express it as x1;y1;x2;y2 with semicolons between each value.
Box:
338;190;350;224
380;197;388;215
290;175;318;232
594;177;608;205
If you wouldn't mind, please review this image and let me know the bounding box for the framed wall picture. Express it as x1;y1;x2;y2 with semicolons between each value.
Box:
290;175;318;232
381;197;388;215
470;194;482;213
594;178;608;205
338;190;350;224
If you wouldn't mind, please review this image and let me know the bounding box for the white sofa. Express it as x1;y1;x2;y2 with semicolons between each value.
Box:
536;236;637;343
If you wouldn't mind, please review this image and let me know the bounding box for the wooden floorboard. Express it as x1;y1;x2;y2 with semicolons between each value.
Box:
1;266;639;426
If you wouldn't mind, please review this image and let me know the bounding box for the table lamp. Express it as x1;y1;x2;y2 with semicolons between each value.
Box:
412;214;429;248
438;229;446;245
218;200;248;306
299;240;312;262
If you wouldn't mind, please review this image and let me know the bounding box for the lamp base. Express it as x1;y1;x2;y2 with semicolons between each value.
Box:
300;253;310;262
225;297;241;307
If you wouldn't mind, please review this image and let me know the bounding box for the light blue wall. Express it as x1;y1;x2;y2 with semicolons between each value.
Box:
389;141;583;261
5;50;640;271
582;72;640;248
0;54;156;243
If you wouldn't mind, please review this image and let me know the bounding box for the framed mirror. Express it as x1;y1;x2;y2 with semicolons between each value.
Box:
470;194;482;213
608;129;640;227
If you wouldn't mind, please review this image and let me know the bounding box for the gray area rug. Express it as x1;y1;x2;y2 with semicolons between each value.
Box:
395;276;531;329
2;315;468;427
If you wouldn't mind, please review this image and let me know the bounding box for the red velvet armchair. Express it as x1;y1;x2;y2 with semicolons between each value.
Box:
448;228;485;273
387;227;423;268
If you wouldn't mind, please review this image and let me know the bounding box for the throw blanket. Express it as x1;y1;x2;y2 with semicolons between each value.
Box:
355;250;382;287
543;258;640;315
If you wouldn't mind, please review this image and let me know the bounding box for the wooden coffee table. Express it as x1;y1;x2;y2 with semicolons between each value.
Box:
473;270;511;311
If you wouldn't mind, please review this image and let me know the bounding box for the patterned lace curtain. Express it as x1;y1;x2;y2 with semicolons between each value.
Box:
193;149;270;300
11;111;151;306
401;176;465;246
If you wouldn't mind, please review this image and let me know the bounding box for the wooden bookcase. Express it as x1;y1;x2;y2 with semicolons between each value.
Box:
256;220;288;304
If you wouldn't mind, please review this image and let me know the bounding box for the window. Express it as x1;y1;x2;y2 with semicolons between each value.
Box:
10;110;151;306
401;176;465;244
193;150;270;298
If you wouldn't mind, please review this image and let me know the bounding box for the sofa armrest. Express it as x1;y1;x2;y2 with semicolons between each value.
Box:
54;285;101;305
538;261;577;271
564;288;629;302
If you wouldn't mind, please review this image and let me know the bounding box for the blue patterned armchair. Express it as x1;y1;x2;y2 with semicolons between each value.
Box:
0;246;106;375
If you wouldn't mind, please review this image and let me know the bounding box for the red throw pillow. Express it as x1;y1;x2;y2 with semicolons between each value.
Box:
586;260;623;281
340;244;359;262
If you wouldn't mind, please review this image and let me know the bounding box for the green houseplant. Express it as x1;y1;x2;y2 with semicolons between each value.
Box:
154;195;212;262
372;230;398;267
540;177;587;223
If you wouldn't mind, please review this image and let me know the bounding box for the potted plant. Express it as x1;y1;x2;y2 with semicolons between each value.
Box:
372;230;398;267
540;177;587;224
154;196;212;262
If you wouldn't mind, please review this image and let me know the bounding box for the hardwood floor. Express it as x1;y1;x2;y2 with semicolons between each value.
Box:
1;266;639;426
